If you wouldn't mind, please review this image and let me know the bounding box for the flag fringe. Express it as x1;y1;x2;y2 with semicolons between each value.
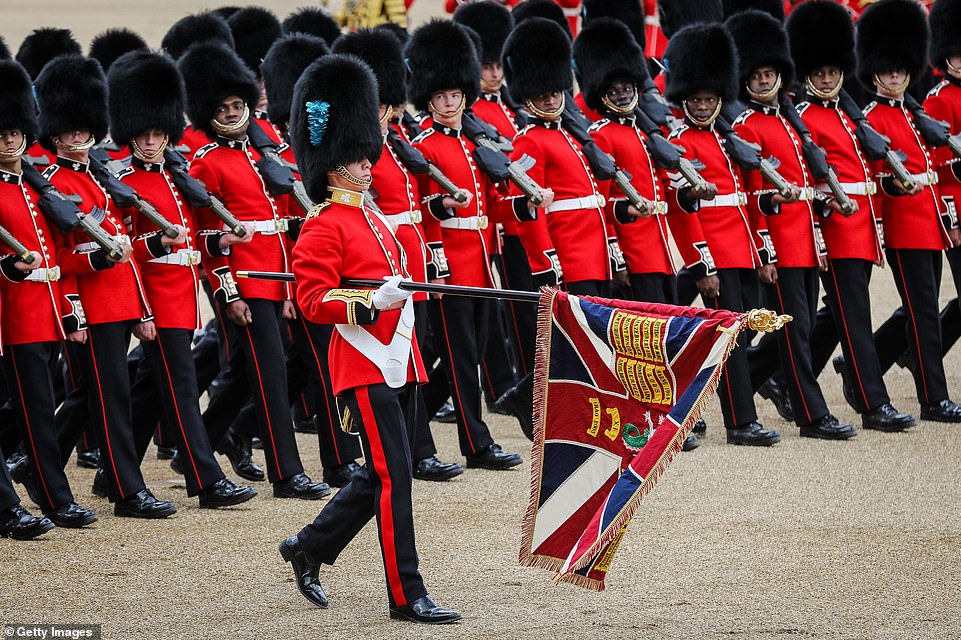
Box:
558;318;745;579
553;570;604;591
518;287;560;569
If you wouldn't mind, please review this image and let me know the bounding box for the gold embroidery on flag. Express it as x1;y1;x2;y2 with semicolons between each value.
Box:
611;312;672;406
593;526;628;572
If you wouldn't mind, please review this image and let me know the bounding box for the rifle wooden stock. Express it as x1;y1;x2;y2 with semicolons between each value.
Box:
209;196;248;237
426;164;468;202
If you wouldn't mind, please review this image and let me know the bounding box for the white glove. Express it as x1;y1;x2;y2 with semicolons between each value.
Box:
371;275;413;310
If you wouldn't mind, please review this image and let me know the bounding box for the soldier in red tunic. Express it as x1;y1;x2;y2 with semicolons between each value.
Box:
727;9;858;440
178;42;330;498
406;20;524;470
279;54;461;624
0;59;95;529
662;23;781;446
107;50;257;508
35;54;177;518
857;0;961;422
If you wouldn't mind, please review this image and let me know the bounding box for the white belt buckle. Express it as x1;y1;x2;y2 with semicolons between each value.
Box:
865;182;876;196
737;192;748;206
410;210;422;224
477;215;488;230
185;250;200;266
275;218;289;233
594;194;605;208
652;201;668;215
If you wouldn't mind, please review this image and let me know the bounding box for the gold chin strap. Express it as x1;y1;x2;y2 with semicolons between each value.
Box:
379;105;394;128
428;96;466;121
130;134;169;162
746;73;782;102
210;104;250;134
601;90;639;115
0;137;28;160
333;164;372;189
947;59;961;80
525;93;566;121
805;72;844;100
873;73;910;97
682;98;723;127
53;135;96;152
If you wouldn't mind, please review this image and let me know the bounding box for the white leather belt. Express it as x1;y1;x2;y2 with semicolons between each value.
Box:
700;192;747;208
440;215;488;230
247;218;289;235
796;187;817;202
24;266;60;282
821;181;876;196
75;235;130;254
911;170;939;186
614;199;668;215
546;194;606;214
148;249;201;266
562;7;579;15
384;210;422;226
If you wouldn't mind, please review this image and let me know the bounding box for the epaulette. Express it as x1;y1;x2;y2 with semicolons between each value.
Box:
411;128;434;144
115;166;135;179
588;119;611;133
194;142;218;159
305;201;333;220
863;101;878;116
927;80;949;99
731;109;754;127
667;125;688;140
796;101;811;116
517;124;536;136
41;164;60;180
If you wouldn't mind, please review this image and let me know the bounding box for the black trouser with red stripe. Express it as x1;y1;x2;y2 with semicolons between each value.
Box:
762;267;829;426
55;341;90;465
297;382;427;608
886;248;949;405
703;268;758;429
3;341;75;512
629;272;676;305
428;296;494;456
136;329;225;496
411;301;439;462
820;258;891;413
500;235;537;377
205;298;304;483
79;321;146;502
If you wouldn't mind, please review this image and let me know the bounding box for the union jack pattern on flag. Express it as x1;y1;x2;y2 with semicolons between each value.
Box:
519;289;749;591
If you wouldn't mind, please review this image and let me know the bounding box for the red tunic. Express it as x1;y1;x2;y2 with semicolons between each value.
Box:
0;170;68;343
44;158;152;325
412;123;499;288
589;117;674;276
189;137;293;301
666;123;761;274
472;93;524;239
371;136;429;302
293;196;427;395
924;79;961;223
864;98;950;251
179;125;211;157
510;120;611;283
734;105;821;268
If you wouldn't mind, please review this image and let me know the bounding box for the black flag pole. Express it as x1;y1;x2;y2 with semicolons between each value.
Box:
235;271;542;303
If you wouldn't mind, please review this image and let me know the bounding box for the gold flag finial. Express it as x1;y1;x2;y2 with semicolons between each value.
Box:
745;308;793;332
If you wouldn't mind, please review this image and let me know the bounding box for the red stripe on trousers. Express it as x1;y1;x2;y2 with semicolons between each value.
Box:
892;252;929;402
243;325;284;479
156;334;204;488
299;317;340;460
774;281;814;423
86;330;126;499
438;302;477;451
9;350;55;509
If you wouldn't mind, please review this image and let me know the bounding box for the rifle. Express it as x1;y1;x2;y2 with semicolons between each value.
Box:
627;105;713;195
0;224;36;265
460;113;547;206
88;148;180;239
715;103;795;200
777;96;856;216
467;110;514;152
245;120;315;215
20;163;125;261
900;93;961;160
386;129;468;203
161;147;248;237
837;90;915;190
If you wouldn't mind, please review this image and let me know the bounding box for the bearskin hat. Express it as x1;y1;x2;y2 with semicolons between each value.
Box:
573;18;648;112
213;6;241;20
0;36;10;60
726;9;793;98
0;60;39;143
282;7;343;47
34;55;108;151
89;28;148;73
512;0;572;41
227;6;282;78
785;1;855;78
16;28;82;79
261;34;329;128
856;0;929;87
658;0;723;39
289;54;383;202
452;1;514;64
332;29;407;107
178;43;260;139
503;17;573;103
663;22;739;104
162;13;235;60
108;50;185;145
930;0;961;71
581;0;646;49
722;0;784;21
405;20;480;112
